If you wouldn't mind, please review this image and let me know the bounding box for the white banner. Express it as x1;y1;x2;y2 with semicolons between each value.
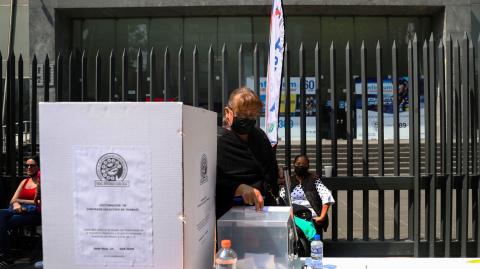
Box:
73;146;153;266
265;0;285;145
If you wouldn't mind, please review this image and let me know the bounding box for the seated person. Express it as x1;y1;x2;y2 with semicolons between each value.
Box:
280;155;334;234
0;156;41;267
216;87;279;218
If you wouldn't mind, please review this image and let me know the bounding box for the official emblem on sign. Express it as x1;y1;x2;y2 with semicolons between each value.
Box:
95;153;129;187
200;154;208;185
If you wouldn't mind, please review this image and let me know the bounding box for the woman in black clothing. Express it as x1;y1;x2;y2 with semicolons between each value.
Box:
216;87;279;219
280;155;334;232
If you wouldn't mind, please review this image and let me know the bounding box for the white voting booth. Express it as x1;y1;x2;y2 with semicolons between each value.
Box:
39;102;217;269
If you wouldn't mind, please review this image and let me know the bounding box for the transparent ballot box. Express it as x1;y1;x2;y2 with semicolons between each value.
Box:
217;206;295;269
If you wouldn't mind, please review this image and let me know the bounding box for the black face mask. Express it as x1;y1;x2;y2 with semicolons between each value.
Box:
294;166;309;177
231;117;256;135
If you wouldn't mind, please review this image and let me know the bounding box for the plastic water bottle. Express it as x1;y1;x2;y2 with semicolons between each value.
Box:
215;240;237;269
310;234;323;269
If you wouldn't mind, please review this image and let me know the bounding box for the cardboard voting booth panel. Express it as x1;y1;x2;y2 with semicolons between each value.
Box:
39;102;216;269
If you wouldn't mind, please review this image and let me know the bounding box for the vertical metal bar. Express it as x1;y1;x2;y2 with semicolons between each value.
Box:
137;48;142;102
5;52;10;176
253;44;260;96
427;174;436;256
477;175;480;257
428;33;437;257
454;174;463;252
253;43;260;127
299;43;306;156
122;49;128;101
438;40;446;241
407;38;414;241
5;52;10;175
149;47;155;102
330;42;337;177
475;36;480;257
193;45;199;107
109;50;115;101
392;40;401;241
376;41;385;176
284;43;291;172
332;191;338;241
454;40;462;243
95;50;101;101
376;41;385;241
31;55;37;156
81;51;86;101
454;40;462;176
361;41;369;241
329;41;338;241
56;53;63;101
315;42;322;177
475;174;479;256
345;42;353;177
478;35;480;178
164;47;170;101
445;35;453;257
423;40;430;176
0;51;3;169
68;51;74;101
178;47;184;102
423;40;430;243
44;55;50;102
17;54;23;180
208;45;214;111
345;41;354;241
413;34;421;257
7;52;15;178
470;37;477;177
440;41;446;175
238;43;243;88
222;44;228;109
460;33;469;257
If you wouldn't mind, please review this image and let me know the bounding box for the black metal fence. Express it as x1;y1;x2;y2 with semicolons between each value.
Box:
1;32;480;257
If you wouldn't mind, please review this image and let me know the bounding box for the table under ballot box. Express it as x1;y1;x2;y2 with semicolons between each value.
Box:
217;206;295;269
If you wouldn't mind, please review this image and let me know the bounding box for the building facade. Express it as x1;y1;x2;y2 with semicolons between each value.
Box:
1;0;479;138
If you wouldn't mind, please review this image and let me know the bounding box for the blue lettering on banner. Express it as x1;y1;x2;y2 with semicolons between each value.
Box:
270;103;276;112
278;119;294;128
275;38;282;52
306;80;315;90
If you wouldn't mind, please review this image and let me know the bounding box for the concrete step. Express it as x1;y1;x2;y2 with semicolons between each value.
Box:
275;140;475;176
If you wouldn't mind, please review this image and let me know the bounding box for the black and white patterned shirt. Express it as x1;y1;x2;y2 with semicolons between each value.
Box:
279;178;335;217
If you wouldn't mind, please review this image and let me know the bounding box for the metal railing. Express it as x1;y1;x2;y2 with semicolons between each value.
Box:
1;32;480;257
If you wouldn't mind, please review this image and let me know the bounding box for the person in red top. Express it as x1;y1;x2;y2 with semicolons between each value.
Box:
0;156;41;267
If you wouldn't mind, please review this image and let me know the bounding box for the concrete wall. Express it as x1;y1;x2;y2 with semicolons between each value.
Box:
24;0;480;68
472;0;480;42
0;0;29;77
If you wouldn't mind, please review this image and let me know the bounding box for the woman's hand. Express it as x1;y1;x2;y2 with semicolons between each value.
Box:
313;216;323;224
12;202;23;213
235;184;264;211
314;204;332;224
